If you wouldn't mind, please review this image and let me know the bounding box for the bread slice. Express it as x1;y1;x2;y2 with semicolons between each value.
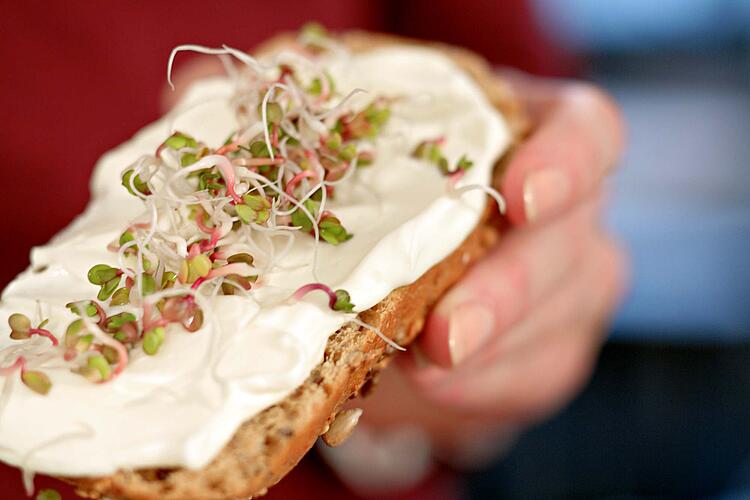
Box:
63;31;527;500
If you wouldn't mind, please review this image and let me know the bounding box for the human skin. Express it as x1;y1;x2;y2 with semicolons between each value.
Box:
352;70;628;464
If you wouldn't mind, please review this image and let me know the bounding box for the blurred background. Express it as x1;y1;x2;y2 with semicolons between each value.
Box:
1;1;749;498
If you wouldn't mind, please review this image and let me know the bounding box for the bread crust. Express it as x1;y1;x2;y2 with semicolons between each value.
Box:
63;31;527;500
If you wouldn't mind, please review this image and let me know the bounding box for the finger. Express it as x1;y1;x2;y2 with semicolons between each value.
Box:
413;236;626;420
498;74;625;226
474;234;627;364
417;194;601;368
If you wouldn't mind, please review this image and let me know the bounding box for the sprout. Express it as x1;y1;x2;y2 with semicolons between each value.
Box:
8;313;58;345
293;283;356;312
236;194;271;225
333;289;354;313
456;155;474;171
163;131;197;150
142;327;166;355
105;312;137;331
110;287;131;306
86;354;112;382
21;371;52;396
36;489;61;500
121;169;151;197
319;214;352;245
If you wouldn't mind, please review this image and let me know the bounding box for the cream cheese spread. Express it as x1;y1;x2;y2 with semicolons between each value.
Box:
0;45;509;476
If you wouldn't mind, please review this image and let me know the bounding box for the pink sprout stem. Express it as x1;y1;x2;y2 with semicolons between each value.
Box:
109;340;129;380
208;155;243;204
447;169;466;186
292;283;337;310
205;263;251;280
142;301;156;332
0;357;25;376
285;170;318;198
210;249;227;261
188;243;201;258
233;157;285;167
28;329;59;347
195;211;213;234
195;212;225;252
215;143;239;155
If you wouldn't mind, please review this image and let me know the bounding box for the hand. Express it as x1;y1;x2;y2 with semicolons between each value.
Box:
345;72;628;470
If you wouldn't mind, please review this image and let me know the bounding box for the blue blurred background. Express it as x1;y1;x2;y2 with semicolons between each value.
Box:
533;0;750;340
468;2;750;498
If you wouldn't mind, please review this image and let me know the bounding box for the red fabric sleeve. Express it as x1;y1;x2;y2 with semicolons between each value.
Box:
385;0;579;75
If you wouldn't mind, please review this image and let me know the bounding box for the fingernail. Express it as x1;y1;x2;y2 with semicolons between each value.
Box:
523;168;570;222
448;303;495;366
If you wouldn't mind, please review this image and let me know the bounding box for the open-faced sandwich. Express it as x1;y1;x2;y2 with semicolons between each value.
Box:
0;26;525;499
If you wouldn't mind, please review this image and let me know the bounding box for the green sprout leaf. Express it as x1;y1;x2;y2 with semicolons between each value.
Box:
180;152;197;167
164;132;197;150
140;274;156;296
456;155;474;171
98;276;121;301
87;264;118;286
326;132;342;151
227;253;254;266
190;254;212;280
237;194;271;225
142;327;166;355
22;370;52;395
105;312;136;330
161;271;177;290
235;204;254;225
338;143;357;162
36;488;61;500
8;313;31;339
65;318;85;337
319;215;353;245
249;141;271;158
364;102;390;130
301;21;328;39
309;77;322;95
101;345;120;364
121;169;150;197
437;156;450;175
290;199;320;232
110;287;131;306
66;301;98;318
258;102;283;124
332;289;355;313
119;230;134;246
87;354;112;381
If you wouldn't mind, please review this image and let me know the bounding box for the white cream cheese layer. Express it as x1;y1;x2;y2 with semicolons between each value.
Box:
0;46;509;476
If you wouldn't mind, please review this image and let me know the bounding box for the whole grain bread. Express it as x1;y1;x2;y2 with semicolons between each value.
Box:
64;31;527;500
